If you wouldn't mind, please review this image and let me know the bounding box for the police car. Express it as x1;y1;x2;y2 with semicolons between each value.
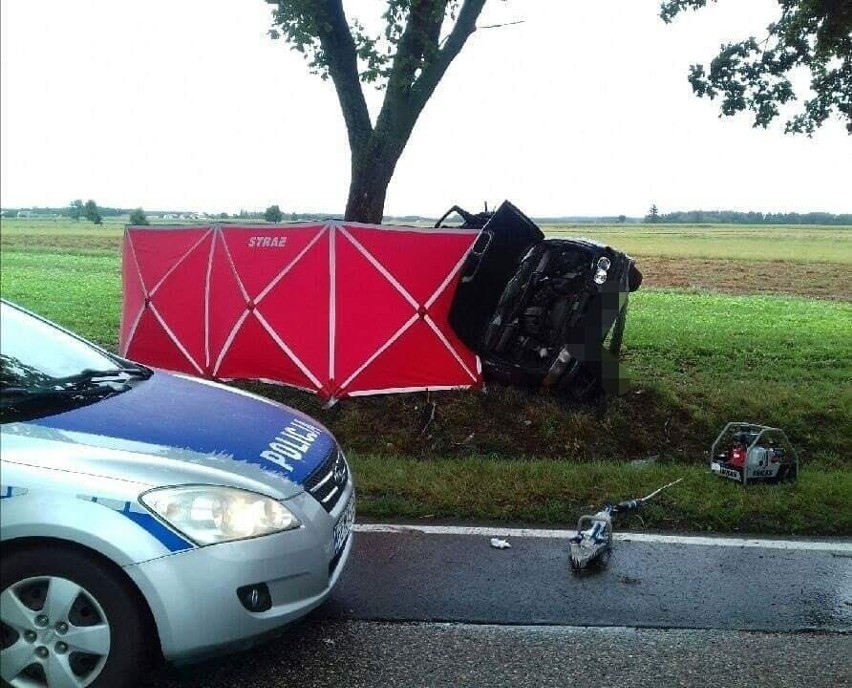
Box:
0;300;355;687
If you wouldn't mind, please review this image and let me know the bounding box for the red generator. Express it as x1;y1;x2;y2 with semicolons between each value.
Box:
710;422;798;485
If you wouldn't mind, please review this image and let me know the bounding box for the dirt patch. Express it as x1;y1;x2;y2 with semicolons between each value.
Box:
639;257;850;300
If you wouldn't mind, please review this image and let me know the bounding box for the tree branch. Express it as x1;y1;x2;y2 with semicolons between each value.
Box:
361;0;488;176
410;0;487;115
386;0;448;96
370;0;449;165
313;0;373;153
477;19;525;30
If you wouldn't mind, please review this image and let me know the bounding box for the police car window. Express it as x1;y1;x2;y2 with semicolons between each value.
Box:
0;303;115;389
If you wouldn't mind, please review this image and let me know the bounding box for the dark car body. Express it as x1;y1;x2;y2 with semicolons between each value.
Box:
441;201;642;400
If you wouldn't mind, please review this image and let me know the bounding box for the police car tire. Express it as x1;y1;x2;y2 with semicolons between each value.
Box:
1;545;147;688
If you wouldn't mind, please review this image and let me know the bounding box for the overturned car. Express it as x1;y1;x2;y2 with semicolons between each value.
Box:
440;201;642;401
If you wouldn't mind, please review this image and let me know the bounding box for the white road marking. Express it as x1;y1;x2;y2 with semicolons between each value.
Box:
354;523;852;553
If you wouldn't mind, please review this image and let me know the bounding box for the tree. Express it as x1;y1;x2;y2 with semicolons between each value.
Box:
267;0;489;223
68;199;84;221
129;208;149;225
264;204;284;222
84;199;103;225
661;0;852;134
646;204;660;223
617;214;627;224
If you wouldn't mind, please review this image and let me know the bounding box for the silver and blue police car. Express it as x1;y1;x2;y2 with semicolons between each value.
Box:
0;300;355;688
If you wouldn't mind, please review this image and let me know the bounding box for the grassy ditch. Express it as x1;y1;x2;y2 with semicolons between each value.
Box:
1;219;850;536
350;455;852;536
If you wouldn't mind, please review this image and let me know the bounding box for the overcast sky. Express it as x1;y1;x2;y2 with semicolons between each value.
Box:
1;0;849;217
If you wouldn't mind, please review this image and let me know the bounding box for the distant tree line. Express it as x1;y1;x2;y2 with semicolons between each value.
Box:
0;204;302;223
653;210;852;225
1;203;157;220
4;205;850;226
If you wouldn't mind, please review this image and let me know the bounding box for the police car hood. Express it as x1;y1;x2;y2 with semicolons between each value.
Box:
16;371;335;499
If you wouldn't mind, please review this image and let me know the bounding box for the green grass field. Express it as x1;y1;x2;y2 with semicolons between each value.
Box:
4;217;851;261
545;224;852;263
1;218;850;534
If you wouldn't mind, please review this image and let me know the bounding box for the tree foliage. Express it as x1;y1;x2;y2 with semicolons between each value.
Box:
646;204;661;223
267;0;488;222
661;0;852;134
264;204;284;222
84;199;103;225
68;199;84;221
129;208;149;225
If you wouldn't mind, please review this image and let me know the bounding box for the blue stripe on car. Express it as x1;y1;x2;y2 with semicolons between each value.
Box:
121;508;193;553
0;485;28;499
81;495;193;553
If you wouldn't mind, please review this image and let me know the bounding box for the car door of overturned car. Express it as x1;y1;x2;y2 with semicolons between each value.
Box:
439;201;642;401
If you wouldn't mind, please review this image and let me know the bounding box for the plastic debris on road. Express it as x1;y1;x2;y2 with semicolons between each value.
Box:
490;537;511;549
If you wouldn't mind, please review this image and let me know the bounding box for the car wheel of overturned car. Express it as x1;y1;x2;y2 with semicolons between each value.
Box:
0;545;147;688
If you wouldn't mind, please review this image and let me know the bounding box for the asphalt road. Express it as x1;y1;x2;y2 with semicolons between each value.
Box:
319;526;852;632
143;527;852;687
145;622;851;688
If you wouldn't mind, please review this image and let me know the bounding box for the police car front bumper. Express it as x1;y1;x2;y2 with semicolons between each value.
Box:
124;487;354;663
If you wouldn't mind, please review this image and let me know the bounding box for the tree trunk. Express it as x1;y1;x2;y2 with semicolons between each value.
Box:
344;155;395;224
344;130;408;223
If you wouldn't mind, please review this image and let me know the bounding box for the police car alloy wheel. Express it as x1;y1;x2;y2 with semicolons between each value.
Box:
0;544;146;688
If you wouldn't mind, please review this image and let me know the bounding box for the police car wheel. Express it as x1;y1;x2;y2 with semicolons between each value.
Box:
0;545;147;688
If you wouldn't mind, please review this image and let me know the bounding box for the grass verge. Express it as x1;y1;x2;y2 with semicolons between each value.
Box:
350;455;852;536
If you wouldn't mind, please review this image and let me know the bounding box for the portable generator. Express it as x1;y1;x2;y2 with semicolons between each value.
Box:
710;422;798;485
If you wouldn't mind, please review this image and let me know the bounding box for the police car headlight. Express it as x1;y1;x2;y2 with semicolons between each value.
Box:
140;486;300;545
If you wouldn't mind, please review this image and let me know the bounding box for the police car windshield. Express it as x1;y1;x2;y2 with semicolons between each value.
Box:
0;302;120;391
